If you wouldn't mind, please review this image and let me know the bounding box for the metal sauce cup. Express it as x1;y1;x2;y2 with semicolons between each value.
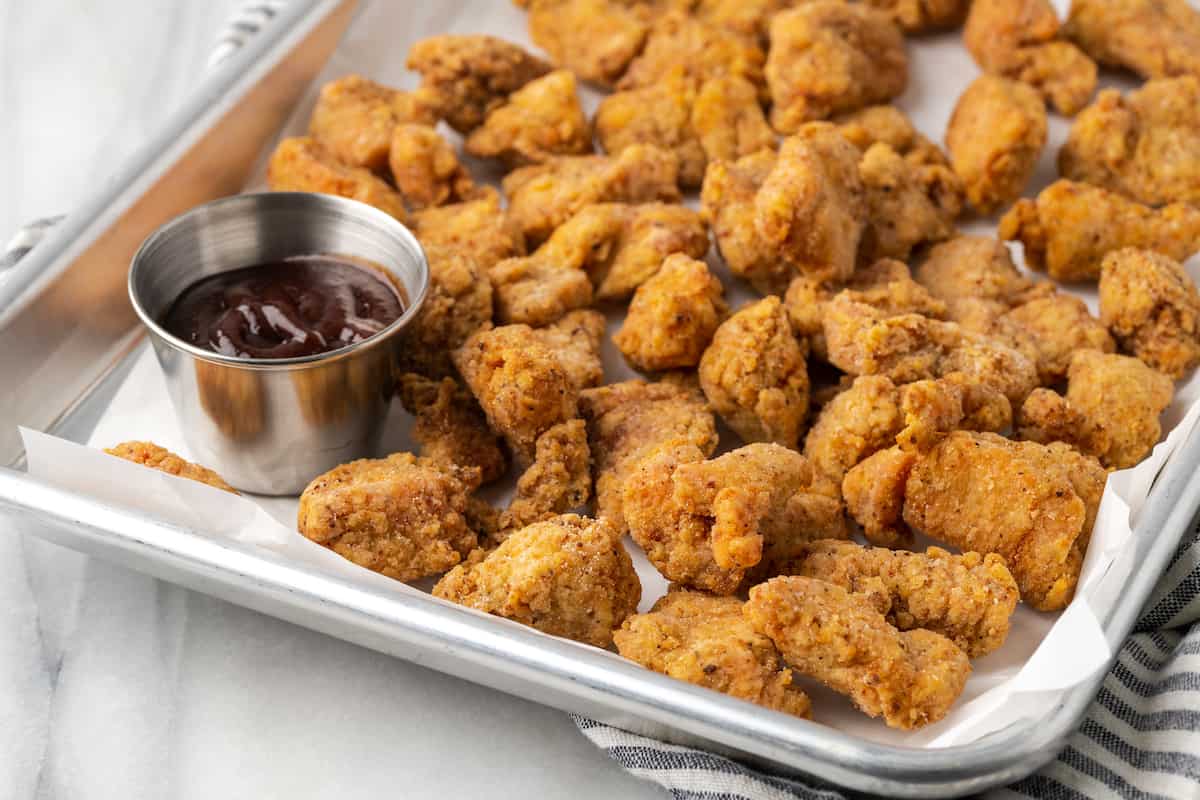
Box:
129;192;428;495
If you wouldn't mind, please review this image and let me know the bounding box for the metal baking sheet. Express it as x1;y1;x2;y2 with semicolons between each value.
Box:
3;1;1200;795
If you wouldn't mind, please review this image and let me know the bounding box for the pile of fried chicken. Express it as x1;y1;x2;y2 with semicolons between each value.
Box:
110;0;1200;732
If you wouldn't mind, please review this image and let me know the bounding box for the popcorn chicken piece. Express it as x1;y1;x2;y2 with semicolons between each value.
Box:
411;188;523;271
614;254;728;372
387;124;479;211
699;296;810;446
803;375;902;488
488;256;593;327
1063;0;1200;82
843;446;916;548
530;310;607;390
452;325;580;465
699;149;774;287
503;146;682;246
433;514;640;647
1016;387;1110;460
266;137;407;221
398;374;508;484
857;142;963;263
1100;249;1200;379
834;104;950;168
945;76;1047;215
580;379;718;532
105;441;237;493
1000;293;1115;383
614;590;813;719
964;0;1097;116
766;2;907;132
915;235;1034;305
782;540;1019;658
745;576;970;729
1059;77;1200;207
526;0;654;86
692;78;775;169
496;420;592;540
619;9;767;93
999;180;1200;282
862;0;970;32
395;245;493;379
406;34;552;133
902;431;1103;610
595;68;709;188
308;75;439;171
465;70;592;167
297;453;480;582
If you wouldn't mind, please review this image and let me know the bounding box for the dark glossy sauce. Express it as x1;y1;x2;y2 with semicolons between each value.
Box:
163;256;404;359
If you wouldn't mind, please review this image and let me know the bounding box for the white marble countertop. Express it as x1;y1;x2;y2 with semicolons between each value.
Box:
0;4;662;797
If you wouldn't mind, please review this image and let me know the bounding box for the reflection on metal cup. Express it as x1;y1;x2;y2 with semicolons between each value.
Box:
128;192;429;495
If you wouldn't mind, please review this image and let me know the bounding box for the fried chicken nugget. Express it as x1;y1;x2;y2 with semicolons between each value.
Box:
496;420;591;540
862;0;970;32
1063;0;1200;82
691;76;777;166
614;253;728;372
902;431;1105;610
398;374;508;485
964;0;1097;116
781;540;1018;658
266;137;407;221
580;379;718;532
530;310;607;390
106;441;237;493
1100;249;1200;379
915;235;1034;305
945;76;1047;215
1059;77;1200;207
308;75;439;171
395;245;493;379
834;104;951;168
614;590;813;719
746;576;970;729
857;142;964;263
843;446;918;548
388;124;479;211
766;2;908;132
803;376;903;489
297;453;481;582
465;70;592;167
488;255;593;328
526;0;654;87
699;296;810;446
619;9;767;93
433;514;640;648
999;180;1200;282
411;187;523;271
406;34;552;133
680;0;793;39
452;325;580;466
503;146;682;247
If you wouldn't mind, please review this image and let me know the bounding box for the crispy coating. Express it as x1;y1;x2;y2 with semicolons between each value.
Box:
915;235;1033;305
803;375;902;488
614;590;813;719
1100;248;1200;379
105;441;237;493
399;374;508;484
406;34;551;133
766;2;908;132
488;255;594;327
680;0;795;39
843;446;917;548
452;324;580;466
699;296;810;446
834;105;951;168
266;137;407;221
782;540;1019;658
308;75;439;171
857;142;963;263
530;310;608;391
1063;0;1200;82
619;9;767;93
945;76;1047;215
1016;387;1109;460
388;124;479;211
579;379;718;532
496;420;592;540
861;0;970;32
411;187;522;271
745;577;970;730
902;431;1103;610
1000;293;1115;383
964;0;1097;115
1059;77;1200;207
526;0;654;86
614;254;728;372
395;245;493;379
503;146;682;247
433;514;640;647
465;69;592;167
538;202;710;301
999;180;1200;282
699;149;774;288
691;76;777;166
297;453;480;582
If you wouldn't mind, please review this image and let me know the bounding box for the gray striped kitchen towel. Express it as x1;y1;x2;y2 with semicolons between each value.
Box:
574;524;1200;799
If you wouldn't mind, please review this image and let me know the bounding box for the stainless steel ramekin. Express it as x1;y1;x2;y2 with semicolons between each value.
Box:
129;192;428;495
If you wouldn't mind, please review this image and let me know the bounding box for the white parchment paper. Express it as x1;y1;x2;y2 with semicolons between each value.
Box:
21;0;1200;750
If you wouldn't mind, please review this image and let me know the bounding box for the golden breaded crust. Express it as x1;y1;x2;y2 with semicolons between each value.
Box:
308;75;439;170
857;141;963;263
396;245;493;380
388;124;480;211
398;374;508;485
105;441;237;493
433;514;640;648
614;590;812;719
862;0;969;32
530;310;608;391
496;420;592;541
834;104;951;167
488;255;593;327
620;9;766;93
1100;248;1200;379
1063;0;1200;82
526;0;653;87
465;69;592;167
1002;293;1115;384
297;453;481;582
691;76;776;167
915;235;1033;304
411;188;523;272
843;445;916;548
803;375;903;488
266;137;407;221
